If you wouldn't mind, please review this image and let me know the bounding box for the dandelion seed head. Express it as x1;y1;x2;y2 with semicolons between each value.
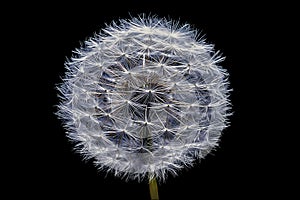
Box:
57;15;231;182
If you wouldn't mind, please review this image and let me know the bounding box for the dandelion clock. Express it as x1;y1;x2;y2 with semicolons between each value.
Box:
56;15;231;200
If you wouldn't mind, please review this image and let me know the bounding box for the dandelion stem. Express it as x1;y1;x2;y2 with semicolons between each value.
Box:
149;177;159;200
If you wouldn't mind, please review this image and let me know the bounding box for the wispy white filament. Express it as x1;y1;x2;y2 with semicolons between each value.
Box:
57;15;231;182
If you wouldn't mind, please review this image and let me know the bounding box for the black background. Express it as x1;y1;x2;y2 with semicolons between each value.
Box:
8;1;294;199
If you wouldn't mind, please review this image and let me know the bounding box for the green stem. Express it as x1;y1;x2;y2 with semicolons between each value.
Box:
149;177;159;200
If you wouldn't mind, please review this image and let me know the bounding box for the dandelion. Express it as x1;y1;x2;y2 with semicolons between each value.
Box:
57;15;231;199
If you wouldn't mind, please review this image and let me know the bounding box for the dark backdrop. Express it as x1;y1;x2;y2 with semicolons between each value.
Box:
9;1;293;199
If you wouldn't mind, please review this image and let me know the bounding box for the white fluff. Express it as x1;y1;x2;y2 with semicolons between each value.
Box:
57;15;231;182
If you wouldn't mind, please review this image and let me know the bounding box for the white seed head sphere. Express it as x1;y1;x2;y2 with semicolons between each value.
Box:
57;16;231;181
